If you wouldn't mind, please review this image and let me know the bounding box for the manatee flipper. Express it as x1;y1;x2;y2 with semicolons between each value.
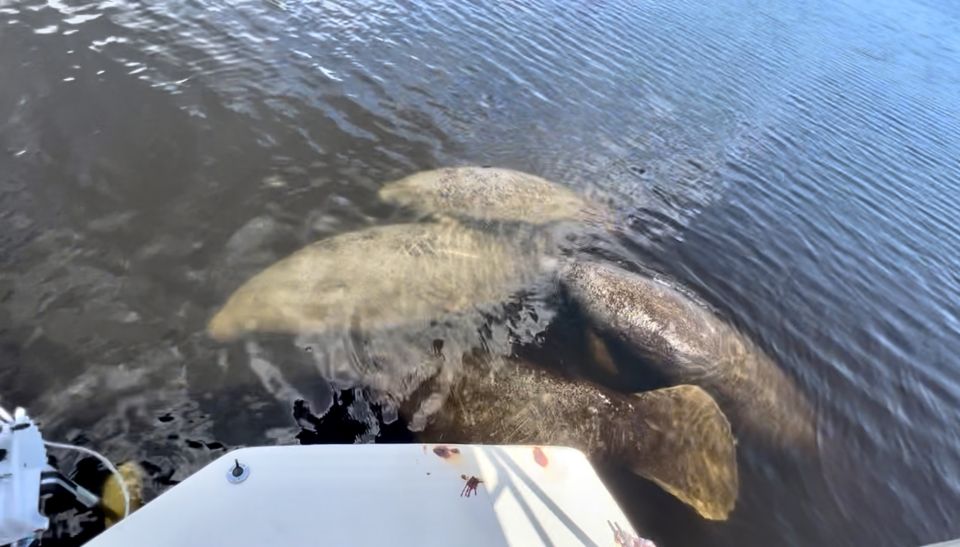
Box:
101;461;144;527
625;384;738;521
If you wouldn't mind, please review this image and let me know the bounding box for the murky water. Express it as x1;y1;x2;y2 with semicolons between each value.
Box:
2;0;960;545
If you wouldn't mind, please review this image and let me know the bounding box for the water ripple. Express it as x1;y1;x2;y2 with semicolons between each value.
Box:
3;0;960;545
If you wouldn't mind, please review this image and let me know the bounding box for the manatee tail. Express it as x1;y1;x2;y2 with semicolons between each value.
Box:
626;384;739;521
101;461;145;528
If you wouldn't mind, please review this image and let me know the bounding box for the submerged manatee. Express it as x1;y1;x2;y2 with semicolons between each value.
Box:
208;221;549;341
411;356;739;521
561;261;817;450
378;167;596;224
294;301;551;431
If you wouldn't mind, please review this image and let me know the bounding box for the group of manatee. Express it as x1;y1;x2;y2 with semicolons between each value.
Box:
208;166;817;522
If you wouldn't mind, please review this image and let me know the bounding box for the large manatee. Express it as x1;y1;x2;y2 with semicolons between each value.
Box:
561;261;817;450
208;221;550;341
378;166;597;224
406;356;739;521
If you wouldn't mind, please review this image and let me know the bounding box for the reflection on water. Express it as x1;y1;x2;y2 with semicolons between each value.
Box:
2;0;960;545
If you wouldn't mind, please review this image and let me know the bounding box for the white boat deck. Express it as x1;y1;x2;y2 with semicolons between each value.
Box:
87;444;643;547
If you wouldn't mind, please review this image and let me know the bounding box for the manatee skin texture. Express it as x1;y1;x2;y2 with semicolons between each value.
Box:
378;167;593;224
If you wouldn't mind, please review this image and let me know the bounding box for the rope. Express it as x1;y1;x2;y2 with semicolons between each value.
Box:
43;441;130;520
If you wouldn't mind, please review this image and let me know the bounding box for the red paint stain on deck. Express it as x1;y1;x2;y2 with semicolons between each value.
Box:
460;474;483;497
432;446;461;459
533;446;548;467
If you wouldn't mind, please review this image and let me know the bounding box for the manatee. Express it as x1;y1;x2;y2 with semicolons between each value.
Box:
208;221;550;341
291;303;545;432
407;356;739;521
561;260;817;450
212;215;296;296
378;166;597;224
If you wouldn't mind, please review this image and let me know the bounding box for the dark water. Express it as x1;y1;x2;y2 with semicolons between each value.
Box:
2;0;960;545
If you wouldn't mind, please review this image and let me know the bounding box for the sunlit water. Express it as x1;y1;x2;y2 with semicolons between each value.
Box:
2;0;960;545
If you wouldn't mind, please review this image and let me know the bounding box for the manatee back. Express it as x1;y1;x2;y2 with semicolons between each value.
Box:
378;167;594;224
208;222;547;341
562;260;818;450
561;260;721;374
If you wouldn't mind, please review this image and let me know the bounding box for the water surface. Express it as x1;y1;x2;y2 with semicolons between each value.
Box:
2;0;960;545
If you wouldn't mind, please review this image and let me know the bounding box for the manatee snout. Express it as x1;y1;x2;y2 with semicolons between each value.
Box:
378;182;422;212
207;293;273;342
376;184;406;206
207;306;245;342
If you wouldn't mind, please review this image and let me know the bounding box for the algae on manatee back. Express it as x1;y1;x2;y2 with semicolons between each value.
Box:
379;166;597;224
